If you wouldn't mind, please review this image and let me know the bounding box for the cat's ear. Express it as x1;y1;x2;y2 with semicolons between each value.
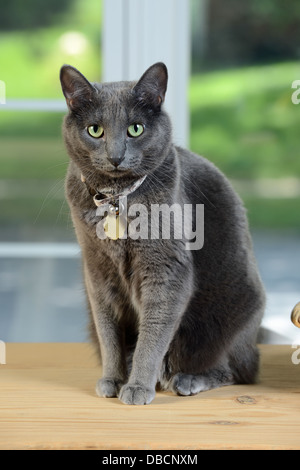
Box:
60;65;95;111
133;62;168;111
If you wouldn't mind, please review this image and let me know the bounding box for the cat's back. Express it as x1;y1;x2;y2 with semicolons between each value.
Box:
175;146;263;297
175;146;243;212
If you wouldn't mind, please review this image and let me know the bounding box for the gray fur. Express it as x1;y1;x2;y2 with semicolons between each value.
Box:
60;63;265;405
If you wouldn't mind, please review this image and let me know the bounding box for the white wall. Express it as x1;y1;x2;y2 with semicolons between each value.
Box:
102;0;191;147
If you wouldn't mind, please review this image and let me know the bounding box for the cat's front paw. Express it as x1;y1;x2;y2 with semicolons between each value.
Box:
119;383;155;405
96;378;123;398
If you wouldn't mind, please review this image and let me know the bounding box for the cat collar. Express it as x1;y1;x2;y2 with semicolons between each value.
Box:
81;173;147;208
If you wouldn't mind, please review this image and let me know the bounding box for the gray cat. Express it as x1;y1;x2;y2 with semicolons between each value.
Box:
60;62;265;405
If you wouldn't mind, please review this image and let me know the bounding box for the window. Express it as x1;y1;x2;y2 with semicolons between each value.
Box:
1;0;299;344
0;0;102;341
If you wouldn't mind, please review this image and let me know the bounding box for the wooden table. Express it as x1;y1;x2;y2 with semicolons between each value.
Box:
0;343;300;450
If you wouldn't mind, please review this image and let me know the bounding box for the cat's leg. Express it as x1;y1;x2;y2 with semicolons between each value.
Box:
84;268;127;398
94;306;127;398
170;362;234;396
227;334;260;385
118;307;182;405
160;291;263;397
119;265;193;405
94;312;126;399
168;337;260;396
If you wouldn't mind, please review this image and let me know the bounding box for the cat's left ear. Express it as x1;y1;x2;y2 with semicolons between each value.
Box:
60;65;95;112
133;62;168;111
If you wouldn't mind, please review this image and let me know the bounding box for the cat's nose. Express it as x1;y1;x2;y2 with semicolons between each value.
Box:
105;138;126;167
107;154;125;168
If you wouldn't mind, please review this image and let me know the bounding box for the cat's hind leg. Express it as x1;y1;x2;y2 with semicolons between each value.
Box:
167;341;260;396
170;361;234;396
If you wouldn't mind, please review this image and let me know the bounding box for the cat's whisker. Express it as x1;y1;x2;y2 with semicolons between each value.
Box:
152;165;216;207
34;177;65;225
44;160;69;172
55;197;68;227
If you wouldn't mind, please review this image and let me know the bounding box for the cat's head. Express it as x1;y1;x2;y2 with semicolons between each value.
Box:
60;63;172;188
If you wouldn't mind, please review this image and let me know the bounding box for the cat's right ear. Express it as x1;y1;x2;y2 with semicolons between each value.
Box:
60;65;95;112
133;62;168;112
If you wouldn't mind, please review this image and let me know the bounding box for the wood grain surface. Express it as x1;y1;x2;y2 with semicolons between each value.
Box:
0;343;300;450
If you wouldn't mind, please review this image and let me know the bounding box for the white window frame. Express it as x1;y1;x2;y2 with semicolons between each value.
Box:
103;0;191;147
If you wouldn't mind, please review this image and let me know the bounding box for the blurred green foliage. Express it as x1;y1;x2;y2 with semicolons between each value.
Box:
0;0;299;231
0;0;73;31
192;0;300;71
189;62;300;179
0;0;102;98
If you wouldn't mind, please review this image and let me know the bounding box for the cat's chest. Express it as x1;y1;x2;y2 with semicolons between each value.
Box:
94;238;145;316
77;207;144;285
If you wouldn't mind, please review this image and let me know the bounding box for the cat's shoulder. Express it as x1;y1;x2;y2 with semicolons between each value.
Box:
175;146;227;182
174;146;242;207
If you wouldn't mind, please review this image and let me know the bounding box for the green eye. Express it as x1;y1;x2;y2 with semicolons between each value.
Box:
127;123;144;138
87;124;104;138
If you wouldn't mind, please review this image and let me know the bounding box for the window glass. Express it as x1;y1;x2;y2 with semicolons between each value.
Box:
1;0;299;344
0;0;102;341
191;0;300;344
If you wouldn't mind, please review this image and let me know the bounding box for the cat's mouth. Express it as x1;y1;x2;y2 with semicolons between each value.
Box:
91;160;130;177
104;167;129;175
